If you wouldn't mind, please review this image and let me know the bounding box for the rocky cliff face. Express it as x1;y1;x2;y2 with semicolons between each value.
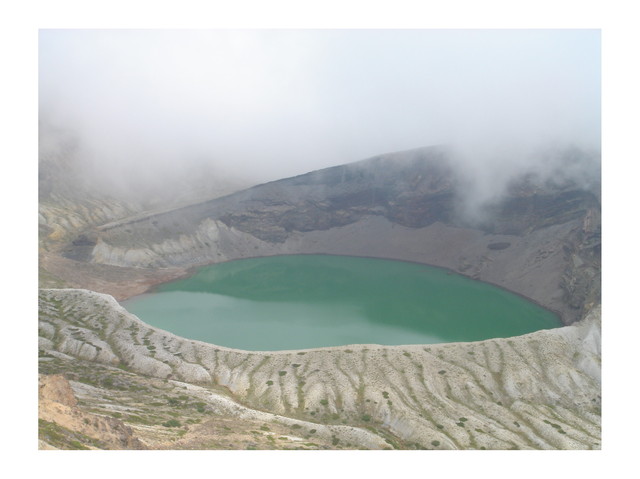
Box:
59;146;600;324
38;374;146;449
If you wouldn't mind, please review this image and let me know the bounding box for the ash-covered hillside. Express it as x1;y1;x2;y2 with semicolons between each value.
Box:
54;145;600;324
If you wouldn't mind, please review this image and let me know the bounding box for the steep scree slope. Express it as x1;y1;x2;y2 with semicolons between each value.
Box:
60;147;600;324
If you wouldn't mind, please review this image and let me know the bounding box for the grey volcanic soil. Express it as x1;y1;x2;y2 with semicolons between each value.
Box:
59;146;600;324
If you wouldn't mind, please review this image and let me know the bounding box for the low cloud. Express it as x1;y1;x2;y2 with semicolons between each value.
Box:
39;29;601;200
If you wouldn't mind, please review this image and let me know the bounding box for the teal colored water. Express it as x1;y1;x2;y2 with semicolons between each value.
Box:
122;255;561;351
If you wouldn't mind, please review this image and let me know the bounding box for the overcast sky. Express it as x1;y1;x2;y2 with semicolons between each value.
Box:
39;29;600;182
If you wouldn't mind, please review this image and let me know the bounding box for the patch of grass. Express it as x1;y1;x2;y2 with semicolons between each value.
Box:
266;380;274;386
361;414;371;422
69;440;90;450
382;391;389;399
124;414;154;425
431;440;440;447
162;419;181;428
39;419;100;450
320;399;329;406
278;371;287;377
438;370;446;375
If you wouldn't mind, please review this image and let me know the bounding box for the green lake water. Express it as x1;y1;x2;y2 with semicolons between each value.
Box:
122;254;561;351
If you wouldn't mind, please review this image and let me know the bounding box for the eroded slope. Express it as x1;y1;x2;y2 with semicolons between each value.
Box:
39;288;601;450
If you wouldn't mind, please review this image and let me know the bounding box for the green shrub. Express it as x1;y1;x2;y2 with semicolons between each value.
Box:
162;419;181;428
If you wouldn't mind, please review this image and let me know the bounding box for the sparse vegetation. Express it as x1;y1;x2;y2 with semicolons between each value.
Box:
38;286;601;451
162;419;181;427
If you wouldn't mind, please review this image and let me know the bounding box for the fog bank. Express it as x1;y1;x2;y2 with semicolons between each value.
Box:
39;29;600;196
